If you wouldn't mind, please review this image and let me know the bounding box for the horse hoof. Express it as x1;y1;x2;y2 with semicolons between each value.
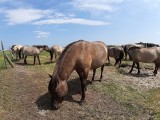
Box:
52;104;60;110
90;81;93;84
79;100;86;106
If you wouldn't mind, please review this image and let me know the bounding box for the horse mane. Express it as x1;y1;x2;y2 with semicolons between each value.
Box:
128;46;142;51
52;40;85;76
58;40;85;61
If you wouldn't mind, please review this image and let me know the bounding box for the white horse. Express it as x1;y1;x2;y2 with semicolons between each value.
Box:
11;44;23;60
21;45;47;65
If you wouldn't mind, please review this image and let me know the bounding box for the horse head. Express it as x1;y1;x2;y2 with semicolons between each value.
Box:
43;45;50;51
48;74;68;110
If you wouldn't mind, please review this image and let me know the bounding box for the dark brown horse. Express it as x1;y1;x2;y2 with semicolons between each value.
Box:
108;46;124;68
48;40;108;109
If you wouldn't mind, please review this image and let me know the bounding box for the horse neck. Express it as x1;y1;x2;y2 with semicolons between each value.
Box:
38;48;44;53
56;55;75;81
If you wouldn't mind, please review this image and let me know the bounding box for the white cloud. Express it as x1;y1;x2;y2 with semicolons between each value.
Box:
3;8;52;25
33;18;110;26
34;31;50;38
0;0;9;3
0;2;110;26
70;0;124;13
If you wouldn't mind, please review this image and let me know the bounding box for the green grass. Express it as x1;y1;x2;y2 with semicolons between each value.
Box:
0;50;13;69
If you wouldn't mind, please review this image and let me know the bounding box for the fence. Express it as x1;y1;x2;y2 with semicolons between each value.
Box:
0;41;14;68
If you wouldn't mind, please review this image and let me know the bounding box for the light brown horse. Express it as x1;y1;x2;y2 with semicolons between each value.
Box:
50;45;64;63
48;40;108;109
128;46;160;75
21;45;47;65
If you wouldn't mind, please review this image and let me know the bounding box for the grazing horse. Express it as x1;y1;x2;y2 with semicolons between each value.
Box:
21;45;47;65
11;44;23;60
108;46;124;68
50;45;64;63
128;46;160;75
48;40;108;109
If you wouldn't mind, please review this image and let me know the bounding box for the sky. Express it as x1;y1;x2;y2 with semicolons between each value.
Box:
0;0;160;49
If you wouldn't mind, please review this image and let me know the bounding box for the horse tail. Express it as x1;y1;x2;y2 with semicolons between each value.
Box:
19;47;24;59
50;49;54;63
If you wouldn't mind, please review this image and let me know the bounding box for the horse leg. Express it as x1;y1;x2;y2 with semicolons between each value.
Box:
108;55;110;64
37;55;41;65
18;50;21;59
100;65;104;82
114;58;118;66
16;53;18;60
136;62;140;74
118;59;122;68
55;53;57;61
153;63;159;75
50;51;53;63
24;55;27;64
77;68;89;104
91;69;96;84
34;56;36;65
129;62;135;73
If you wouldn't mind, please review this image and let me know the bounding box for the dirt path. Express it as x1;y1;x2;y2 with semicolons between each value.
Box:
1;63;160;120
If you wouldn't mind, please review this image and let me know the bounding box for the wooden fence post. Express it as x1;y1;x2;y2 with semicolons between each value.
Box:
1;41;7;68
1;41;14;68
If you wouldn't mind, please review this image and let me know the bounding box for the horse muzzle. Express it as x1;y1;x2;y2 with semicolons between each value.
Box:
52;103;61;110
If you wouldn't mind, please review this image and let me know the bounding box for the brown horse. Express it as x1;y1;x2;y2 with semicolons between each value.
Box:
128;46;160;75
48;40;108;109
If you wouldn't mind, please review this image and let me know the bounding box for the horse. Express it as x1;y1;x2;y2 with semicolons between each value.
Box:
50;45;64;63
21;45;47;65
128;46;160;75
136;42;159;47
11;44;23;60
122;43;144;60
108;46;124;68
123;42;159;60
48;40;108;109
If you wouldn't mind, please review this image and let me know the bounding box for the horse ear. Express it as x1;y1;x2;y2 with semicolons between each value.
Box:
48;74;52;78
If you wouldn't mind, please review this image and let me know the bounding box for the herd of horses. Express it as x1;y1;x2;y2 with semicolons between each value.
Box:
11;40;160;110
11;44;64;64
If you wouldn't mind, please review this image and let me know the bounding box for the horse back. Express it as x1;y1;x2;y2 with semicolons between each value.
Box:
75;41;108;69
23;46;40;55
128;47;160;63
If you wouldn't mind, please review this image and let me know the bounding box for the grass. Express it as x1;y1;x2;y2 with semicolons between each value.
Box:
0;50;14;69
89;63;160;119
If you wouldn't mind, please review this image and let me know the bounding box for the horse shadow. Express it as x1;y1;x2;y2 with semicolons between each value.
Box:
15;62;36;66
35;77;91;110
43;61;56;64
118;68;155;78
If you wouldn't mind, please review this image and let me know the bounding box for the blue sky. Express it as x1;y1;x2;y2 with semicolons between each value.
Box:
0;0;160;49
